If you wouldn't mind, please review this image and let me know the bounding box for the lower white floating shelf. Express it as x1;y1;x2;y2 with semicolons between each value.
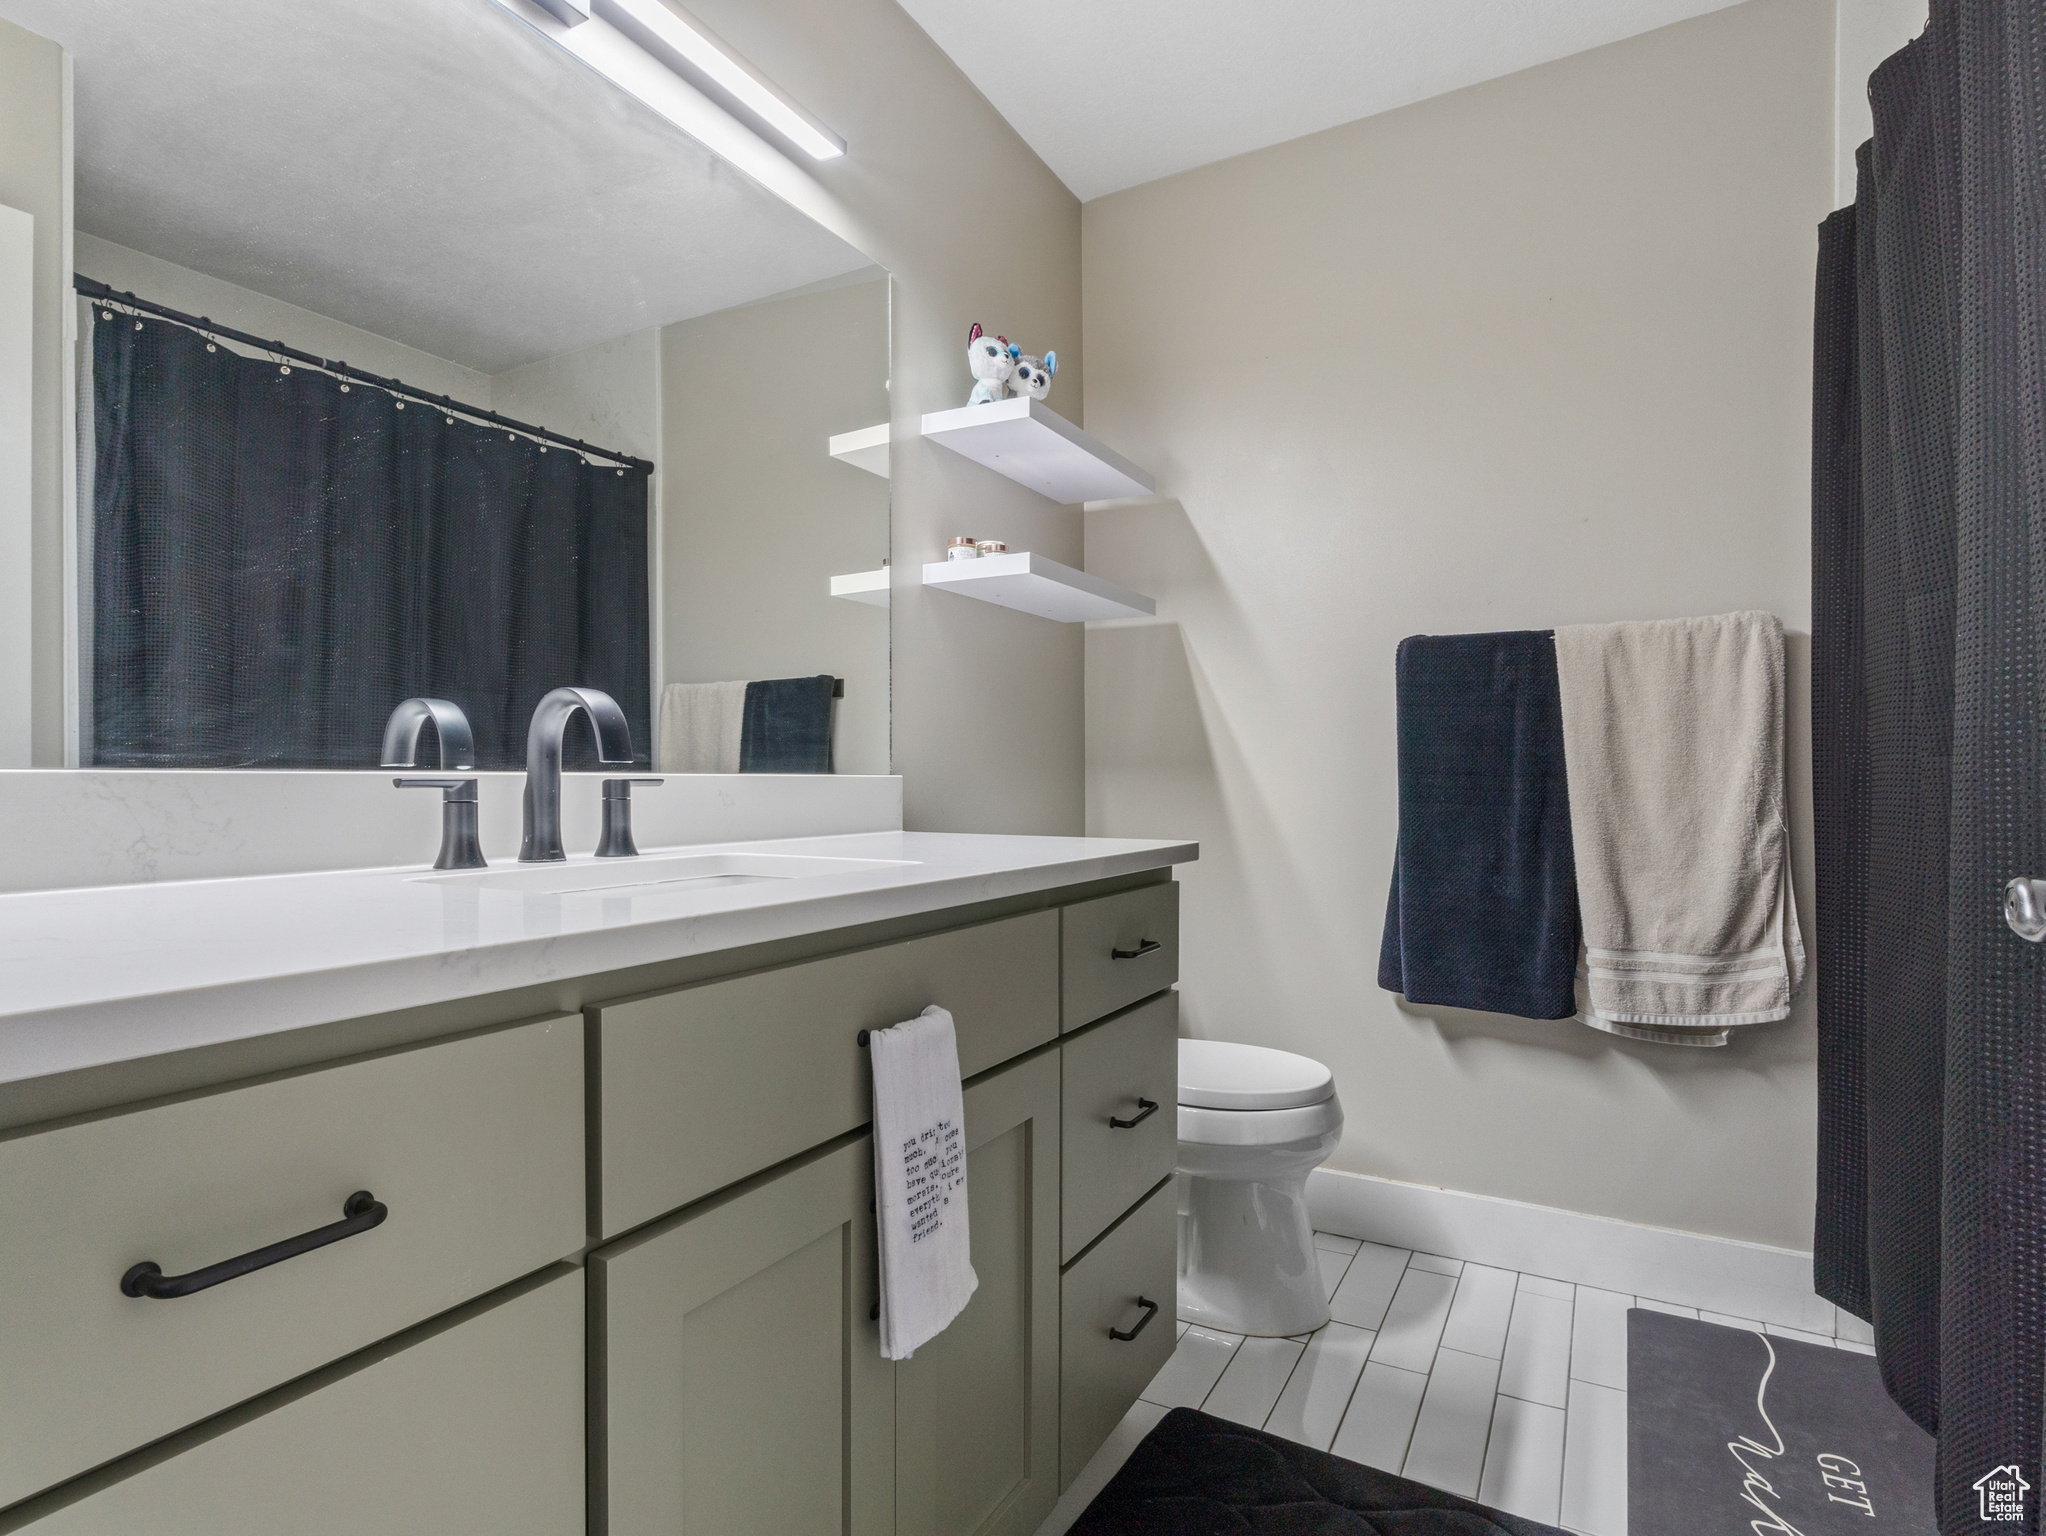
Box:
830;568;891;607
921;551;1154;623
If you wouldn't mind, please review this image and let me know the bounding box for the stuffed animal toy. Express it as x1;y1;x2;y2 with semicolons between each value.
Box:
1009;350;1057;402
965;323;1017;406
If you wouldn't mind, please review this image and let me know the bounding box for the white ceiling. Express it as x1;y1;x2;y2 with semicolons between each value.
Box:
0;0;872;372
895;0;1749;202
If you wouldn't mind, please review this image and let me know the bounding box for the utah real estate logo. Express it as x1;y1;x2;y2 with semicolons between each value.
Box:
1974;1465;2029;1523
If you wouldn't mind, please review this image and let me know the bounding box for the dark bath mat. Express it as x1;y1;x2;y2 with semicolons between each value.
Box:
1628;1309;1934;1535
1070;1405;1566;1534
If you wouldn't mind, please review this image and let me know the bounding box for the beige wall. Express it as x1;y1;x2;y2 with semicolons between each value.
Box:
1082;0;1833;1249
678;0;1086;834
75;233;492;403
0;16;67;765
492;327;660;467
660;276;891;775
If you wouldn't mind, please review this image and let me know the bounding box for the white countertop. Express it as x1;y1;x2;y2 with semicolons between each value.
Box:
0;831;1196;1089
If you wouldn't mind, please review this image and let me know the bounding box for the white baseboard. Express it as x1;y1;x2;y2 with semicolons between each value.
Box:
1307;1168;1838;1335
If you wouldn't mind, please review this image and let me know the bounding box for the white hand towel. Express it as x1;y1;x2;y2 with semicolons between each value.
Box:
656;680;746;773
869;1005;977;1360
1552;611;1805;1047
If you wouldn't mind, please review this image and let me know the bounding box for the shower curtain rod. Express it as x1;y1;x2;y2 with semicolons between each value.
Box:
74;275;656;475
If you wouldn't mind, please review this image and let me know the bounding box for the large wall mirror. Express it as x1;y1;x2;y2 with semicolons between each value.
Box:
0;0;890;775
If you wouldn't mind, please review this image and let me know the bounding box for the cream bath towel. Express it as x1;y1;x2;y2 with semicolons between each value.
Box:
1551;612;1804;1047
656;680;746;772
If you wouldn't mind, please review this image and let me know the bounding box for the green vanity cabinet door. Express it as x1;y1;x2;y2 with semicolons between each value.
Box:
10;1269;585;1536
591;1136;895;1536
594;910;1059;1238
895;1050;1062;1536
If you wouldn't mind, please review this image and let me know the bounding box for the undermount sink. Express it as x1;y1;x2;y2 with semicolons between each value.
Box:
412;851;919;897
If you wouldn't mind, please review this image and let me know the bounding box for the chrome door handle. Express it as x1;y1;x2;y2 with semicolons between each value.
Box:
2006;878;2046;941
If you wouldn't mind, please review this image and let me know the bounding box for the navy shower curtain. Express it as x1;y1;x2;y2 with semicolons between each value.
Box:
1812;2;2046;1527
90;307;651;769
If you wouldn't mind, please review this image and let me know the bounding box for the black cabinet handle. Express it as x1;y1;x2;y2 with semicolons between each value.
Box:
1111;939;1162;961
1110;1097;1159;1130
1110;1296;1160;1342
121;1190;388;1300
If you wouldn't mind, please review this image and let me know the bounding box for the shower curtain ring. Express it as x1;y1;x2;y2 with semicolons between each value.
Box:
2003;878;2046;942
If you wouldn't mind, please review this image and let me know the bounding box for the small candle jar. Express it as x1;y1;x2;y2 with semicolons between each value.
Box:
975;540;1009;557
946;537;979;562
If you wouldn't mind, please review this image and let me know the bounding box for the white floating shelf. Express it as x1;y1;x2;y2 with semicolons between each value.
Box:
829;568;891;607
828;423;890;478
922;551;1155;623
919;397;1154;504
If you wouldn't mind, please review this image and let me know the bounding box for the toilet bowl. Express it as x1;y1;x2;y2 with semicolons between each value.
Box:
1176;1039;1344;1338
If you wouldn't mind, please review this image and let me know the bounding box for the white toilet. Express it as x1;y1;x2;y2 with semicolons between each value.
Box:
1176;1039;1344;1338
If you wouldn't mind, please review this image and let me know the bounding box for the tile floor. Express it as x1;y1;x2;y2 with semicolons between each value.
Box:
1034;1231;1877;1536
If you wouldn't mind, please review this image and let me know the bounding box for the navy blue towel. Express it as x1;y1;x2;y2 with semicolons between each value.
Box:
738;675;836;773
1378;631;1580;1020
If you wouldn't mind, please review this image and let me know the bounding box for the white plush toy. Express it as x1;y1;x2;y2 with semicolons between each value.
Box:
965;322;1017;406
1009;350;1057;402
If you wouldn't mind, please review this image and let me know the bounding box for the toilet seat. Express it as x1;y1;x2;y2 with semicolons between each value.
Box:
1178;1096;1344;1147
1177;1039;1335;1111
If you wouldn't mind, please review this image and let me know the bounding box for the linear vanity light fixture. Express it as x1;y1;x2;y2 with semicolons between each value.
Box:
599;0;844;160
531;0;845;162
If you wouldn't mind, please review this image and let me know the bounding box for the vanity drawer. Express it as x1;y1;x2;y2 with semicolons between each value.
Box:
0;1016;583;1508
1061;882;1178;1031
1062;992;1179;1263
594;909;1059;1238
1059;1175;1178;1492
9;1268;584;1536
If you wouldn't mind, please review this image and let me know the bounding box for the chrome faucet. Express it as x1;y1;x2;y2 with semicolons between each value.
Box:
520;687;634;862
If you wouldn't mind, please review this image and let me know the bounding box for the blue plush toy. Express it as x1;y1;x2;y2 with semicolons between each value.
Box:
1009;350;1057;402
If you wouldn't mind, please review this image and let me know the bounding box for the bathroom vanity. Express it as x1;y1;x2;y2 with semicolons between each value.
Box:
0;0;1187;1525
0;831;1194;1535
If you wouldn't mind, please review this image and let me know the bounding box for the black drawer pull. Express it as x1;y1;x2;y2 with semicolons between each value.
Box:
1110;1097;1160;1130
1112;938;1162;961
121;1191;388;1300
1110;1296;1160;1342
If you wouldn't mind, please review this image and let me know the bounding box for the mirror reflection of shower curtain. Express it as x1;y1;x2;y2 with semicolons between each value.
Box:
86;306;650;769
1812;3;2046;1528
